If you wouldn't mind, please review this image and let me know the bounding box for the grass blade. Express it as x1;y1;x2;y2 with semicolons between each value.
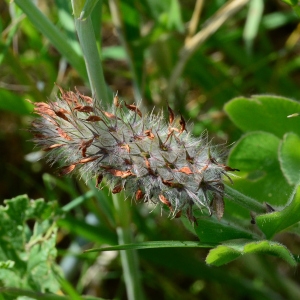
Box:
14;0;88;81
84;240;217;252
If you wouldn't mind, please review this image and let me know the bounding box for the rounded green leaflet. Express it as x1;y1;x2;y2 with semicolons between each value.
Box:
224;95;300;138
227;131;293;207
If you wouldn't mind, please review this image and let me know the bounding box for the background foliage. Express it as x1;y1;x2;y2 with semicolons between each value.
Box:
2;0;300;299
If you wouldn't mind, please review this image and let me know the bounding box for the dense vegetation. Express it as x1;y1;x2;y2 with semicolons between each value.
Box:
1;0;300;299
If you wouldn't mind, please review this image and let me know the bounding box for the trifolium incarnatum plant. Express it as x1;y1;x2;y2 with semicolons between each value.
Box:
29;86;239;224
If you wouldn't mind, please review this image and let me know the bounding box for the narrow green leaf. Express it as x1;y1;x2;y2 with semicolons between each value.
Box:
206;240;296;266
256;184;300;238
84;240;217;253
243;0;264;54
55;0;82;56
57;215;117;245
62;190;94;212
167;0;184;32
0;287;68;300
224;95;300;138
0;287;106;300
279;132;300;185
14;0;88;81
56;274;82;300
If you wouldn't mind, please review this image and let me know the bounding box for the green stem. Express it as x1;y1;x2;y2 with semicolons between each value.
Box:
225;184;266;214
72;0;109;104
71;2;144;299
112;194;145;300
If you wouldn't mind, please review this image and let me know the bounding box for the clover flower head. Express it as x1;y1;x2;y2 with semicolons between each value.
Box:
30;87;239;224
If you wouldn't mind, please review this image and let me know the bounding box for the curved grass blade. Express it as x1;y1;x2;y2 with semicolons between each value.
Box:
84;240;218;253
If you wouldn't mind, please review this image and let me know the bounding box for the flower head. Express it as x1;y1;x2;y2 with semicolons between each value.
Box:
30;87;239;224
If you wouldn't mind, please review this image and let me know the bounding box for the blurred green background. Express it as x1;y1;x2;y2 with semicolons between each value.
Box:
2;0;300;299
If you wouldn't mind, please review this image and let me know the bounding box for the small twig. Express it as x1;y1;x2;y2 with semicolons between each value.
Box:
186;0;204;42
167;0;249;98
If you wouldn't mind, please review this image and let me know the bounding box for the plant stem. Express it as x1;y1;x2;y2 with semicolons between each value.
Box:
72;0;110;104
185;0;204;42
71;2;144;299
112;194;145;300
224;184;266;214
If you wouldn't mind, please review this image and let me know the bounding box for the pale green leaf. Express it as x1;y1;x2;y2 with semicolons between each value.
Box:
206;240;296;266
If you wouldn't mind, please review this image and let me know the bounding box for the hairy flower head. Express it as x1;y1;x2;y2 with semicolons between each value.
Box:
30;87;239;224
